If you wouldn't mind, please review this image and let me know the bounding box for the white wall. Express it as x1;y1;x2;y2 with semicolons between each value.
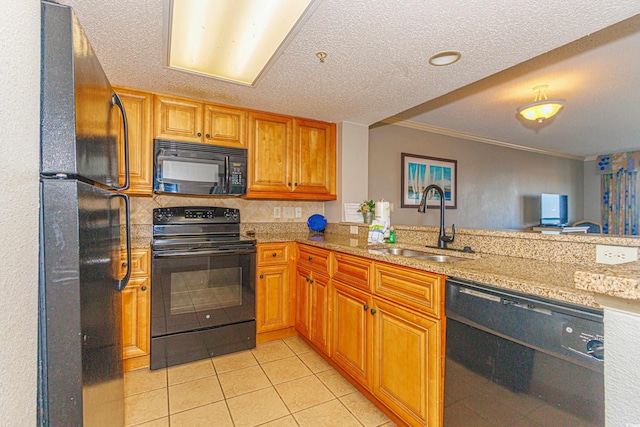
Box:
369;123;584;230
0;0;41;425
324;121;369;222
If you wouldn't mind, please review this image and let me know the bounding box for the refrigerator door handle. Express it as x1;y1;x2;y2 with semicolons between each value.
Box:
112;92;130;191
114;192;131;291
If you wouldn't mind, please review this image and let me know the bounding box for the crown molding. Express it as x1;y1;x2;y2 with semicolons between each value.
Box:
381;117;585;161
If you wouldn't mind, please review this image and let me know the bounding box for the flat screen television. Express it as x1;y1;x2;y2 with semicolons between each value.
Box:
540;193;568;226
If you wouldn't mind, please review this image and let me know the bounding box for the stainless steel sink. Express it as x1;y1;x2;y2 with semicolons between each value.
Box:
373;247;430;257
369;247;469;262
415;254;468;263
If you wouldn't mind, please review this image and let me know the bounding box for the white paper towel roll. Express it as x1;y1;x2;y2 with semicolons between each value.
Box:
375;199;391;237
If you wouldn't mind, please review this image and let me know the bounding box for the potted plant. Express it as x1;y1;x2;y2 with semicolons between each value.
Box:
358;200;375;224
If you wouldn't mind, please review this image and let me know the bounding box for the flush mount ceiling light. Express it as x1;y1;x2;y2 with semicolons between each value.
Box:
428;51;462;66
517;85;566;123
165;0;321;86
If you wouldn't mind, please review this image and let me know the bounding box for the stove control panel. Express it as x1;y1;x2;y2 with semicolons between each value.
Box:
153;206;241;224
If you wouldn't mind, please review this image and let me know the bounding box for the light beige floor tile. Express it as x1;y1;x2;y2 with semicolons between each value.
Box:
293;399;361;427
168;375;224;414
316;369;358;397
170;401;233;427
124;368;167;397
124;388;168;427
282;335;313;355
340;391;391;427
260;356;313;385
298;350;333;373
167;359;216;386
227;387;290;427
218;364;272;398
275;375;335;413
130;417;169;427
252;340;295;364
257;415;299;426
212;349;258;374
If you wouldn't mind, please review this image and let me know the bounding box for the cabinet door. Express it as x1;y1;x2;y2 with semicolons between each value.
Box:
247;111;293;193
154;94;203;142
292;119;336;196
114;87;153;195
294;266;311;338
121;276;150;360
310;273;330;355
256;265;290;333
203;103;246;148
331;280;372;389
372;297;441;427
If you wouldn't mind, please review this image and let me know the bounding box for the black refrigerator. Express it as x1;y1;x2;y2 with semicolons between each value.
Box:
38;1;131;426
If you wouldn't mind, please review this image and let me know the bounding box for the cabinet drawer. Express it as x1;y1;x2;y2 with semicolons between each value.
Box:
332;252;372;292
257;243;290;266
120;249;150;278
373;263;442;318
297;244;331;275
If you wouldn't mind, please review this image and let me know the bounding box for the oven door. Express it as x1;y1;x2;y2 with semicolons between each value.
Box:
151;249;256;338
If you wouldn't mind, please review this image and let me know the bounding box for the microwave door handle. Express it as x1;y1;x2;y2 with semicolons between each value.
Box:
225;156;230;194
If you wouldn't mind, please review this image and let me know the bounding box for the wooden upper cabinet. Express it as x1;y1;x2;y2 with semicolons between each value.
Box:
203;104;246;148
247;113;336;200
114;86;153;196
154;94;204;143
247;111;293;194
293;118;336;196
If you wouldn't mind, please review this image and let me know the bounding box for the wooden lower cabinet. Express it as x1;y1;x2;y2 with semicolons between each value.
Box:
331;280;372;389
120;248;151;372
295;265;330;355
372;297;441;427
256;264;290;332
256;243;296;343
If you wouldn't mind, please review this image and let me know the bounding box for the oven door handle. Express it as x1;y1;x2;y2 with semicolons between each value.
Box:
153;248;256;258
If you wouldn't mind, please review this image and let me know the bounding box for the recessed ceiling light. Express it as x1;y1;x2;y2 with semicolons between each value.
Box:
429;51;462;66
165;0;321;86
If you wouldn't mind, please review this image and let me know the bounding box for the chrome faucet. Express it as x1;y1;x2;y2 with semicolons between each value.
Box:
418;184;455;249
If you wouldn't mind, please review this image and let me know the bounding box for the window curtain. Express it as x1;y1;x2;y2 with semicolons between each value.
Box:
596;151;640;235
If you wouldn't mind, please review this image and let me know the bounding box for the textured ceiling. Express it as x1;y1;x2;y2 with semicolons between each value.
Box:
58;0;640;158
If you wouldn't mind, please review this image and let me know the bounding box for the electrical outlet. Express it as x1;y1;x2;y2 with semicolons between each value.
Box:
596;245;638;265
283;207;294;219
273;207;281;218
295;207;302;218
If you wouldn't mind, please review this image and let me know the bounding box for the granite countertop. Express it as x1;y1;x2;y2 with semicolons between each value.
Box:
253;232;640;309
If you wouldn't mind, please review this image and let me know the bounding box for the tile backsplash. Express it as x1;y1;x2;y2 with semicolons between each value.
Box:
129;195;324;225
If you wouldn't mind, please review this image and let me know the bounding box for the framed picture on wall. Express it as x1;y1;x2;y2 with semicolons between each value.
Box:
401;153;457;209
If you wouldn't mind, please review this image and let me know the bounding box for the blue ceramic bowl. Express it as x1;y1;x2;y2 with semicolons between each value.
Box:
307;214;327;231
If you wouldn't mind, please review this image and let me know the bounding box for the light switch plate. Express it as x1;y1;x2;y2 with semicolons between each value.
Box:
295;207;302;218
596;245;638;264
350;225;359;235
283;207;294;219
273;207;281;218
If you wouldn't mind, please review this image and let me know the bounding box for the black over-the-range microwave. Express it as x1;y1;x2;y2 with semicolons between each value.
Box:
153;139;247;196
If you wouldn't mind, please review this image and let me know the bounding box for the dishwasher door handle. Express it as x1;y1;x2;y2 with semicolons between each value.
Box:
502;298;552;315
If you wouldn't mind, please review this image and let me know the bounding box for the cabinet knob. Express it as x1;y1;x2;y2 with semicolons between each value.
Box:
259;274;264;279
370;309;377;315
288;182;292;187
206;133;210;138
272;252;277;257
309;279;314;284
308;256;313;261
121;261;128;267
363;304;369;311
294;182;298;187
197;132;202;137
305;277;310;282
141;286;147;291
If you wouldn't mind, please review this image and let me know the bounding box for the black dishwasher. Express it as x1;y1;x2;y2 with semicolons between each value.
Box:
444;278;604;427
